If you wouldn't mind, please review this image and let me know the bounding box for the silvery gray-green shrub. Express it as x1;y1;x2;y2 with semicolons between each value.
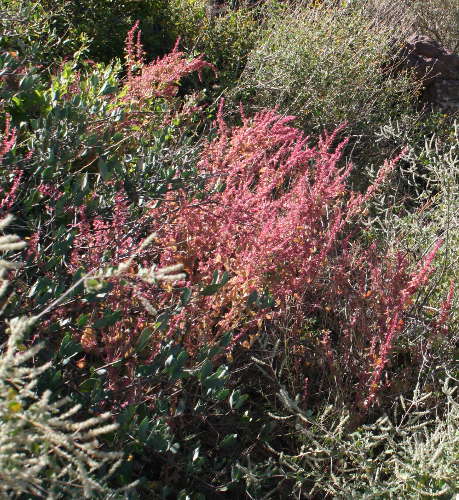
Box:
0;216;134;499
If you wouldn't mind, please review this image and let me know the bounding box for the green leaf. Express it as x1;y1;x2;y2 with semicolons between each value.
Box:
220;433;238;448
118;405;137;428
219;271;229;286
93;310;122;328
8;401;22;413
200;283;220;296
136;364;156;377
76;314;89;328
203;365;229;392
201;271;230;296
98;158;112;181
85;278;103;291
59;332;83;358
199;359;213;380
229;390;249;410
79;378;99;393
247;290;258;306
177;490;191;500
216;388;230;401
135;328;154;353
147;432;169;452
98;81;117;96
167;350;189;380
137;417;150;442
11;95;23;109
155;311;171;332
180;287;192;306
219;331;233;348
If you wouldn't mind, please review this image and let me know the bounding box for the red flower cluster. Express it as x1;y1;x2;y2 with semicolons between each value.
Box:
69;192;158;398
124;22;215;102
150;104;446;408
0;115;22;212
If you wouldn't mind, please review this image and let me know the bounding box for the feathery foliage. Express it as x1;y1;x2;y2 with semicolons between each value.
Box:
0;216;133;499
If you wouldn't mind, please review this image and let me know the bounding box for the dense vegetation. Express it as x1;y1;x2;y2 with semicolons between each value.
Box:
0;0;458;498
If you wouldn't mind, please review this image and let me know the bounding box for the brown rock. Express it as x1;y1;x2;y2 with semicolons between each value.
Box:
425;80;459;113
397;34;459;113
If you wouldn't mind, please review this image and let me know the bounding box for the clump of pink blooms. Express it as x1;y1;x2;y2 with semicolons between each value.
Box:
149;103;450;409
57;27;219;400
0;114;22;213
67;191;160;398
0;114;16;162
60;23;453;409
124;21;215;102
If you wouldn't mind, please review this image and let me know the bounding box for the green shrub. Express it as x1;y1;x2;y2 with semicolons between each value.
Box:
413;0;459;52
232;1;419;134
374;119;459;326
0;0;84;69
367;0;459;52
168;0;261;88
260;377;459;498
38;0;174;62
